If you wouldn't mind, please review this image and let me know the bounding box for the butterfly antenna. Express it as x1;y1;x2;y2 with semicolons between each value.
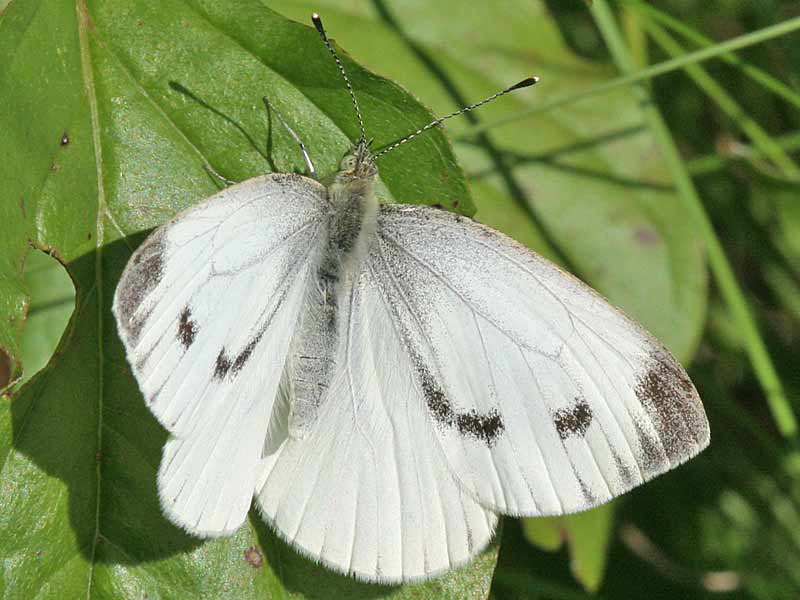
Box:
263;96;316;176
312;13;368;146
374;77;540;159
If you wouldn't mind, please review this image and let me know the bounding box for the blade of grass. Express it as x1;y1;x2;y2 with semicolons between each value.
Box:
456;15;800;140
625;0;800;112
687;130;800;175
644;19;800;178
590;0;798;441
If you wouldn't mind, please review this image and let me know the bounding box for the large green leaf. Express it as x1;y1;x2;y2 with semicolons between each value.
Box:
0;1;497;598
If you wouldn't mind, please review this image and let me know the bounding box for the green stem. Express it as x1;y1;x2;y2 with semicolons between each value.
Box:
644;19;800;178
456;15;800;140
590;0;798;440
626;0;800;112
687;130;800;175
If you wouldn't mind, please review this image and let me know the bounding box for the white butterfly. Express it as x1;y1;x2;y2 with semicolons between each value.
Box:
113;13;709;584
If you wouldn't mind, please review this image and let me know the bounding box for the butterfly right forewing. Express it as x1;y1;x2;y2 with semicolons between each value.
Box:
369;204;709;518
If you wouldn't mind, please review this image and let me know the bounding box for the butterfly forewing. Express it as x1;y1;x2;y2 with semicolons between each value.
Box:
369;204;709;517
113;173;329;535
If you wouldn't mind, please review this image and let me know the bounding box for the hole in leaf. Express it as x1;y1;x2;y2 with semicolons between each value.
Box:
18;249;76;386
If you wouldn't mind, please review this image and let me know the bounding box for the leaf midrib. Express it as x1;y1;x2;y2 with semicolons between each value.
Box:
76;0;105;597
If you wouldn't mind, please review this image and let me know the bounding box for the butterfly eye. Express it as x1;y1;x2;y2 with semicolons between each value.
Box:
339;154;357;171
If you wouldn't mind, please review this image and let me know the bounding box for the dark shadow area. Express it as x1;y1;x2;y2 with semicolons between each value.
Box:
10;233;202;563
9;233;405;591
371;0;577;273
541;0;609;62
253;515;400;599
169;81;277;174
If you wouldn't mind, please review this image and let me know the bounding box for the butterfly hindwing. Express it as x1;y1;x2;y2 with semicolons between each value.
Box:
369;204;709;517
255;263;497;582
113;173;329;535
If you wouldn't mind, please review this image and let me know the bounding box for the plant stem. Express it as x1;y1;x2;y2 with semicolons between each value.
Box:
626;0;800;112
644;19;800;178
456;15;800;140
687;130;800;175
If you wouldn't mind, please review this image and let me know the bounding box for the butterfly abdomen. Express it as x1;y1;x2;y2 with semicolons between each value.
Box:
285;175;378;437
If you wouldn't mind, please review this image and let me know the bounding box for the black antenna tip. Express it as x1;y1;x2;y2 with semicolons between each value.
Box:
311;12;324;33
509;76;540;91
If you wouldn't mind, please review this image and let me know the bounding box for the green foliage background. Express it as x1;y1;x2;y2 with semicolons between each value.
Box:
1;0;799;598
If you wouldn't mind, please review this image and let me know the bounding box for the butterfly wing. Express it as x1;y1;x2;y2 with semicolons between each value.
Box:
369;204;709;517
255;264;497;582
113;173;328;535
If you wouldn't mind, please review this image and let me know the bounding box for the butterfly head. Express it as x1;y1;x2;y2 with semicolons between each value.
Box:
336;138;377;183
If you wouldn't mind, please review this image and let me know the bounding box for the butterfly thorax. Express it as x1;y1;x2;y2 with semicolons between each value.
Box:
286;144;378;438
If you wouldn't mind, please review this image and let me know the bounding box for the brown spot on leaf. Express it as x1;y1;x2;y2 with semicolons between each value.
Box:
634;227;660;246
0;349;11;389
244;546;264;568
553;398;593;440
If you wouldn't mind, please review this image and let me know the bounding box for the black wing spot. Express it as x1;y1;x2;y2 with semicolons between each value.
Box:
116;229;166;344
635;349;706;463
214;328;267;380
456;409;504;446
578;478;596;505
554;398;593;440
232;331;262;374
417;360;505;447
611;448;636;488
214;350;232;379
634;420;667;476
178;306;198;349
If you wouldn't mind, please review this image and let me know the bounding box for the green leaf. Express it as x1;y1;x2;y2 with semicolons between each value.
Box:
521;517;563;553
521;504;614;593
561;504;614;593
0;1;494;598
16;250;76;387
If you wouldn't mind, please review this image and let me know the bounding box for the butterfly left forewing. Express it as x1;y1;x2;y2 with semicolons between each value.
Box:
113;173;329;535
371;204;709;517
